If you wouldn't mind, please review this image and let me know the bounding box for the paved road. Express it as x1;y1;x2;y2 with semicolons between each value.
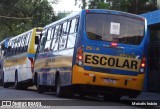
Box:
0;86;152;109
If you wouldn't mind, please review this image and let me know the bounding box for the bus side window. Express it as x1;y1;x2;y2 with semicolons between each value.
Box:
39;29;47;53
51;38;59;51
23;34;27;52
21;35;25;52
14;39;17;55
51;25;61;51
10;40;14;56
39;36;46;53
12;40;16;55
21;32;31;52
61;22;68;36
59;21;69;50
16;38;19;54
16;38;19;53
67;18;79;48
59;36;67;50
26;32;31;45
19;36;23;53
44;28;52;52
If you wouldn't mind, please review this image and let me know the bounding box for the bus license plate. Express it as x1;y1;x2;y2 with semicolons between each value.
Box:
104;78;116;84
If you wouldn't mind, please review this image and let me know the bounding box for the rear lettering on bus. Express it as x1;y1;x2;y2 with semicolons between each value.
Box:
84;53;140;72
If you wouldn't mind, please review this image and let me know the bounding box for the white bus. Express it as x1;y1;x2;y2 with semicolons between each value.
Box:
3;28;42;89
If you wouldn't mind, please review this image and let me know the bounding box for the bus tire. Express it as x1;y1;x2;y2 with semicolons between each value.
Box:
37;84;44;94
2;72;9;88
14;72;20;89
56;76;64;97
0;78;2;86
37;75;43;93
34;73;37;87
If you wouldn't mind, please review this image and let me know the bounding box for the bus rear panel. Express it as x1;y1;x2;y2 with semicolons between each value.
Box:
72;10;148;97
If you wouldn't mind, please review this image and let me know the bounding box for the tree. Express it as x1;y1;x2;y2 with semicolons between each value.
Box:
0;0;59;40
75;0;158;14
75;0;87;9
88;0;111;9
32;0;58;27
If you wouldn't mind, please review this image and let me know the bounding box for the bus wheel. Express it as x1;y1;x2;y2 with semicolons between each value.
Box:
56;76;64;97
0;78;2;86
34;73;37;87
37;84;44;94
2;72;9;88
14;72;20;89
104;94;121;102
37;76;43;93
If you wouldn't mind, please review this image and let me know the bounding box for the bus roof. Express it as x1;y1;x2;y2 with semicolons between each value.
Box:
9;27;42;41
85;9;145;20
44;9;145;29
45;12;80;29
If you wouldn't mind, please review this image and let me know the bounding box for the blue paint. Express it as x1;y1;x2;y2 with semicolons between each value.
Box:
141;10;160;25
27;53;35;58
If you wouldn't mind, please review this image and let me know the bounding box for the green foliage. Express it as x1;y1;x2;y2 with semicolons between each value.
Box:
32;0;57;27
88;0;111;9
112;0;158;14
0;0;59;40
75;0;158;14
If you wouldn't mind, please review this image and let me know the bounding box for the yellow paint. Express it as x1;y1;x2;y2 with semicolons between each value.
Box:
4;56;27;67
28;27;43;54
83;52;141;72
34;56;73;70
72;65;145;91
86;46;99;51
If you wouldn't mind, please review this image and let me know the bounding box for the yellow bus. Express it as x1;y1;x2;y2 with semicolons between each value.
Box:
34;9;149;100
2;27;42;89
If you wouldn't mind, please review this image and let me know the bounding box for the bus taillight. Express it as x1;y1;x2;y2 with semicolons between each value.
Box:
29;57;34;73
141;63;145;68
76;46;83;67
110;42;118;48
78;55;83;60
139;57;146;73
86;10;89;13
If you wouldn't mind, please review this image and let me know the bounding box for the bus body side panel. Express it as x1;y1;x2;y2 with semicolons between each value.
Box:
3;28;42;85
0;38;10;85
3;54;32;82
35;49;74;87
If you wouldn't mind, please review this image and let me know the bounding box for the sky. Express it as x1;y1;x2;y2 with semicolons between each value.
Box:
52;0;82;13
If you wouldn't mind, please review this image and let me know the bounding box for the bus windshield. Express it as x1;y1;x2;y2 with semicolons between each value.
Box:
86;13;145;45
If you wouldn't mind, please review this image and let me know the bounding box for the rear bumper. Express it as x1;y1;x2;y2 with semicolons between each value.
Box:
72;65;145;94
73;84;141;96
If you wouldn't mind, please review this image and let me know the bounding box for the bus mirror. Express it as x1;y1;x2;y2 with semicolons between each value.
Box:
35;36;39;44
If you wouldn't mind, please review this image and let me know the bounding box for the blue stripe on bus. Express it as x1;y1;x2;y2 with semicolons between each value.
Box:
27;54;35;58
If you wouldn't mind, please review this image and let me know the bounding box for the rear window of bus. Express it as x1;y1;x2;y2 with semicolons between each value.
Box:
86;13;145;45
